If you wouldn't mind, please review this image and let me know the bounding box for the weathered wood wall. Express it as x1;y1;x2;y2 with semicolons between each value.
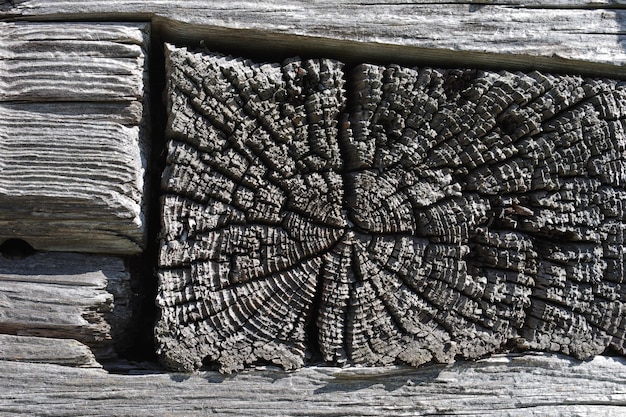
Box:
1;1;626;416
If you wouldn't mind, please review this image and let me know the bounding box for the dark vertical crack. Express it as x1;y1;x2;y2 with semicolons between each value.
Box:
336;63;363;234
305;259;325;364
116;26;168;370
300;62;361;365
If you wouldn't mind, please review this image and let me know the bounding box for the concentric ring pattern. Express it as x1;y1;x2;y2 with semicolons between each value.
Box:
157;45;626;373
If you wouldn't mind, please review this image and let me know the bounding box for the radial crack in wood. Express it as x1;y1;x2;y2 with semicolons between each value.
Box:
158;45;626;373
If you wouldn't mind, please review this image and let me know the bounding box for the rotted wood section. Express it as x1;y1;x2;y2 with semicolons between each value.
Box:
0;22;149;254
158;45;626;373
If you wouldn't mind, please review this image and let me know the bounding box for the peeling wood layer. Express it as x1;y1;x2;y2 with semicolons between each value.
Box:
0;334;101;368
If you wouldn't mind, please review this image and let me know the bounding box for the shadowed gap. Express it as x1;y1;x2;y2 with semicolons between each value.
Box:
116;26;167;369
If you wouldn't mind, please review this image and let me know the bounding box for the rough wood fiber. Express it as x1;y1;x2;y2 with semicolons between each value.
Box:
0;334;100;368
0;252;132;363
158;45;346;372
159;45;626;373
0;353;625;416
0;22;148;254
2;2;626;77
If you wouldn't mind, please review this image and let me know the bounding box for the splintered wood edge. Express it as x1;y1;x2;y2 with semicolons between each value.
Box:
0;252;133;362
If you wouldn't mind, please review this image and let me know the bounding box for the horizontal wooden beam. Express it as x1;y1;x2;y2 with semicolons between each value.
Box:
3;2;626;77
0;22;148;254
1;353;625;416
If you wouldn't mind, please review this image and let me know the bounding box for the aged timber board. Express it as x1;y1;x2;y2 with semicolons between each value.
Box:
0;22;148;254
157;45;626;373
3;1;626;77
0;252;132;364
2;353;626;416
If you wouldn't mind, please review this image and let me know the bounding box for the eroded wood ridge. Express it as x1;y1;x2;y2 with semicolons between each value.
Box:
158;45;626;373
0;22;148;254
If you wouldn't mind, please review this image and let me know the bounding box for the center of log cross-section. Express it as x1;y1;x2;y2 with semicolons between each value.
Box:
156;44;626;373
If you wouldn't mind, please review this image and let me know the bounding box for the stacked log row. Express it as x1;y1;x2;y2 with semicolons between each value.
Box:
0;22;148;254
0;22;149;366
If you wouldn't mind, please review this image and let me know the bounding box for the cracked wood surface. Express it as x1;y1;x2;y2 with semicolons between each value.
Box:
1;353;625;416
2;2;626;77
1;2;626;415
158;45;626;373
0;22;148;254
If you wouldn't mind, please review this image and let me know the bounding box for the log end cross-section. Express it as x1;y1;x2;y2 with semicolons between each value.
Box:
157;44;626;373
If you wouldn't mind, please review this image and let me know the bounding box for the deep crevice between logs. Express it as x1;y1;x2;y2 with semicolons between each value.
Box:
110;26;167;373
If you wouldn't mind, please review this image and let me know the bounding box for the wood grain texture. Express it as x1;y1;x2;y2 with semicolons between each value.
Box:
0;334;100;368
158;45;347;372
2;1;626;76
0;22;148;254
0;353;625;416
1;3;625;414
0;252;133;363
158;45;626;373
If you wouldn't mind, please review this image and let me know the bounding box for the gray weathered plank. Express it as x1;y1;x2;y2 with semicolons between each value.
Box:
0;353;625;416
0;334;100;368
0;22;148;254
2;2;626;76
0;22;146;101
0;252;133;362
